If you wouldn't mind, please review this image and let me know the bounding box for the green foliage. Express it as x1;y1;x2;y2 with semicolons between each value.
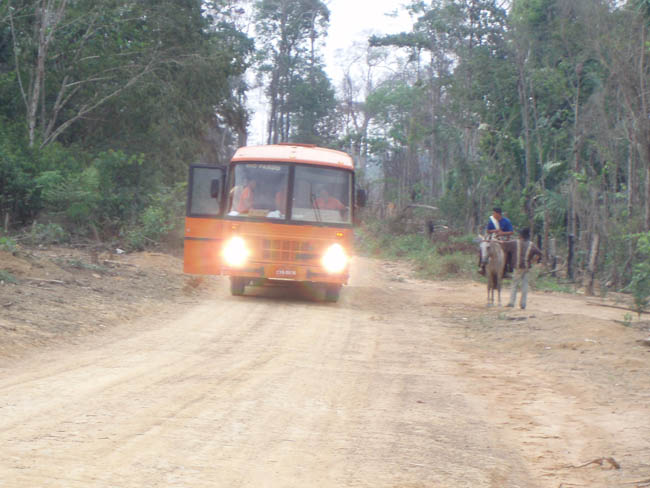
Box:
254;0;332;143
93;150;153;226
357;219;476;279
53;257;107;273
4;0;252;154
24;146;186;247
35;167;99;222
0;0;253;235
0;236;17;253
30;149;153;237
0;269;17;284
531;271;576;294
366;81;428;147
622;312;633;327
288;65;337;144
627;232;650;317
0;122;84;224
0;120;40;223
123;183;187;251
417;252;476;279
24;223;69;245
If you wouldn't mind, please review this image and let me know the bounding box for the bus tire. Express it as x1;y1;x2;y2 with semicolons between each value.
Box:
324;284;341;302
230;277;247;296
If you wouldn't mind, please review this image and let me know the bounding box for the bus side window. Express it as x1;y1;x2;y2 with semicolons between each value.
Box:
188;166;224;217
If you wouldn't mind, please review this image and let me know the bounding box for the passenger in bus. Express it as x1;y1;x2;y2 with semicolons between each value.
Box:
275;187;287;212
236;179;256;214
267;188;287;219
314;187;345;211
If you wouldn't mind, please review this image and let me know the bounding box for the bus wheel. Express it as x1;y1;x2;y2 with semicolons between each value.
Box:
324;284;341;302
230;277;247;296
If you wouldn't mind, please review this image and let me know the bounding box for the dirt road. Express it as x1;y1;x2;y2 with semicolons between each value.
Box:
0;256;649;487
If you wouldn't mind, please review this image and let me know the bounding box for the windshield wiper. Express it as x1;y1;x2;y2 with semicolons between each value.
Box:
310;193;322;222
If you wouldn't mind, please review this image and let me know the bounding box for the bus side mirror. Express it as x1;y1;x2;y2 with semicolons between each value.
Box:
356;188;367;207
210;179;221;199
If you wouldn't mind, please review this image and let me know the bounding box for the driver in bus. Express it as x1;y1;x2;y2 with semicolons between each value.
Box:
314;186;345;211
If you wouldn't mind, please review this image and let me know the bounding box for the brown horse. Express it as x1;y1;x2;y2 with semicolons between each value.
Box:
479;239;505;306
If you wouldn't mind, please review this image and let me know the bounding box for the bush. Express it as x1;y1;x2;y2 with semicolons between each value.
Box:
123;183;187;251
357;220;476;279
93;150;156;229
1;123;89;227
34;168;100;231
627;232;650;317
0;121;41;224
24;222;69;245
33;150;162;240
0;236;17;253
0;269;17;283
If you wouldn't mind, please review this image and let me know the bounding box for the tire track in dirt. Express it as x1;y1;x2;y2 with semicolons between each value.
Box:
1;257;648;487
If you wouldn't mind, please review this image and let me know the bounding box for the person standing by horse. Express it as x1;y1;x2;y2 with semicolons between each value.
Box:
479;207;514;276
506;227;542;310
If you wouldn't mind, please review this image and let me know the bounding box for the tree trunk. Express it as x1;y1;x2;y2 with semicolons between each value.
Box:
267;70;279;144
550;238;557;277
569;65;582;276
628;148;635;216
27;1;48;148
567;234;575;281
585;233;600;296
641;23;650;230
645;165;650;231
517;50;535;233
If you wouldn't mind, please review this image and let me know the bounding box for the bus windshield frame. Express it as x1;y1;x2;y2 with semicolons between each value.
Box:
225;161;353;226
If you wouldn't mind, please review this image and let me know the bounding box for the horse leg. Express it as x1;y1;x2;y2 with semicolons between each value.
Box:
488;276;496;306
487;277;493;306
497;277;502;306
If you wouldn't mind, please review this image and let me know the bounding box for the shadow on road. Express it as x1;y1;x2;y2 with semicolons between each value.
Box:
233;282;337;305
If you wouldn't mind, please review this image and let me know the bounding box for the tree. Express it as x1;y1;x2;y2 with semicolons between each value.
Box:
368;0;509;227
0;0;253;228
287;64;335;144
611;0;650;230
6;0;252;158
254;0;331;143
335;42;390;176
74;0;254;171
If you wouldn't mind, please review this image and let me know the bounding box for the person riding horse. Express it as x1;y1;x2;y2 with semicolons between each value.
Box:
486;207;513;240
479;207;514;276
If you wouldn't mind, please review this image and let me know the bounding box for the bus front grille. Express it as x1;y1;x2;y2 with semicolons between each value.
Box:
259;239;319;263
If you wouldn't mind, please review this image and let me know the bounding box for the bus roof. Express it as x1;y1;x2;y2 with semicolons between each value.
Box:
231;144;354;169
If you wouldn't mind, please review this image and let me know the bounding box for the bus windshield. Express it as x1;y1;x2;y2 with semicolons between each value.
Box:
291;166;351;224
226;163;351;224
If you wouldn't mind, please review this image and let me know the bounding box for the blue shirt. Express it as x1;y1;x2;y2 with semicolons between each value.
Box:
487;216;513;232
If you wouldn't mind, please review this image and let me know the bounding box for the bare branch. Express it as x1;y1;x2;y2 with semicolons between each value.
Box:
40;56;159;148
8;5;28;110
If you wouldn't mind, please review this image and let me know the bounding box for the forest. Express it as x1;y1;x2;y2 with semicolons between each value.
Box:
0;0;649;303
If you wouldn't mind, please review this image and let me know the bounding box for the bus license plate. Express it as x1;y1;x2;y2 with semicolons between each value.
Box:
273;267;297;279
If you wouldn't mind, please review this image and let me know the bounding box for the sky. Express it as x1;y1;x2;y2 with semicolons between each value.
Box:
323;0;412;81
247;0;413;145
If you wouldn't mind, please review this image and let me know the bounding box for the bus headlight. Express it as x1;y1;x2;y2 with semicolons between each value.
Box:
322;243;348;274
223;236;249;268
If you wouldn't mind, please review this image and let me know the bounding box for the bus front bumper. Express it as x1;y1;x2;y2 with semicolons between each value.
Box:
222;262;349;285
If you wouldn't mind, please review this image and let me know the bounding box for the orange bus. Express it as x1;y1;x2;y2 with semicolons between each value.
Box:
183;143;365;302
